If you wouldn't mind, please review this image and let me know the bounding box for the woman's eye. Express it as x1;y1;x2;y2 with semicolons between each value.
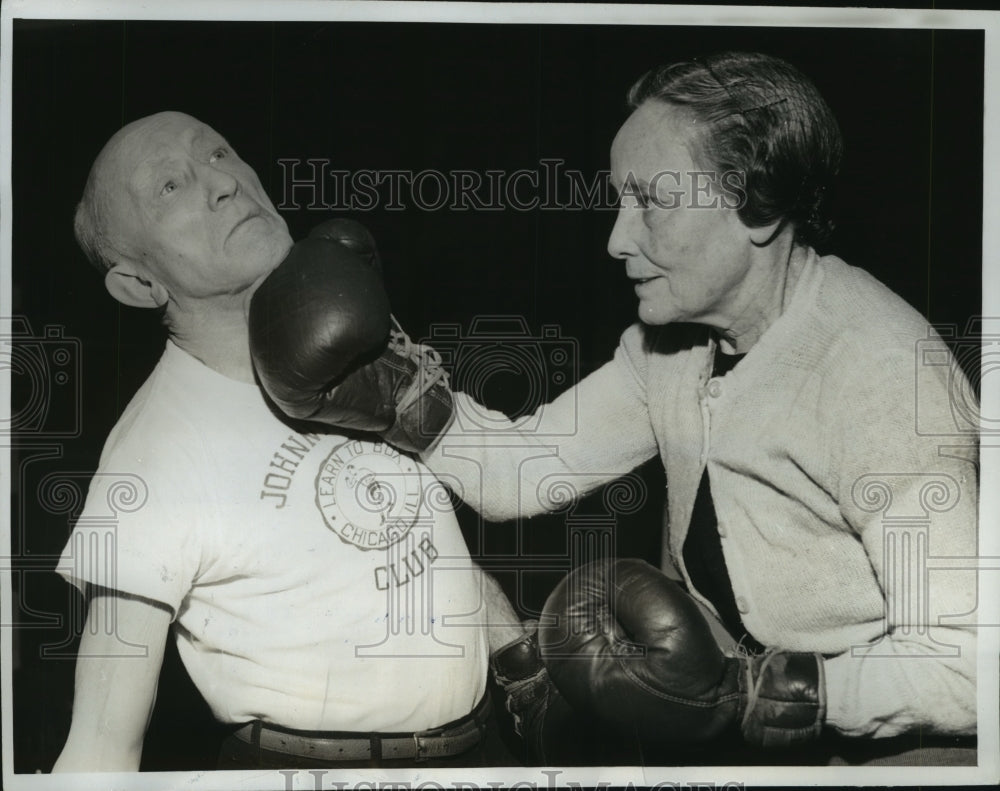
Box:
621;192;651;210
209;147;229;163
160;181;177;197
615;177;651;210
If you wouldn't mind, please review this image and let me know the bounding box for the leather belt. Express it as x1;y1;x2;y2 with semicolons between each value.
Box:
232;695;490;762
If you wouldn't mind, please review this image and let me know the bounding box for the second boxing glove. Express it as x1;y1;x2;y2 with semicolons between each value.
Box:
538;558;825;748
248;219;454;453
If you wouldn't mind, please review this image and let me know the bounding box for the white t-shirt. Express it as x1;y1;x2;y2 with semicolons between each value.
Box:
58;341;488;732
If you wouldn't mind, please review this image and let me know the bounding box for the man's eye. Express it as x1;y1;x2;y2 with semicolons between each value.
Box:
160;180;177;197
209;147;229;163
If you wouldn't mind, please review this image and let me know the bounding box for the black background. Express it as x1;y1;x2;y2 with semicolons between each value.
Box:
9;17;984;773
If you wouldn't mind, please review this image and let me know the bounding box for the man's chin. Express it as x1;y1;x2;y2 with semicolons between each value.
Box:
257;234;293;274
243;262;279;313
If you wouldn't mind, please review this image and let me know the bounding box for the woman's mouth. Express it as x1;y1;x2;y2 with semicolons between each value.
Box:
633;276;660;291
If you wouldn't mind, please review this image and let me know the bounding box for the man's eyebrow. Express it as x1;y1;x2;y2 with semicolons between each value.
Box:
131;156;172;191
191;127;228;149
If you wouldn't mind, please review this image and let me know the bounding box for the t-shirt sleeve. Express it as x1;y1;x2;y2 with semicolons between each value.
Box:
57;434;209;620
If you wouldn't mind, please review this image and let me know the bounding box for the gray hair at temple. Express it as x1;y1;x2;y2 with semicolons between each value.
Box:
628;51;844;247
73;172;119;274
72;131;143;276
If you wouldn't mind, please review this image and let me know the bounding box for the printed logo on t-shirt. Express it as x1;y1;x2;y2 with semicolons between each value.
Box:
315;440;423;551
259;432;323;508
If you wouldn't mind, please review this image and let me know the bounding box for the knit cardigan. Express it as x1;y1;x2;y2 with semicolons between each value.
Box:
424;245;978;737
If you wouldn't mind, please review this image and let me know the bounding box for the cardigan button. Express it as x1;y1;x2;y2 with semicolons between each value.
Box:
707;379;722;398
735;596;750;614
717;523;727;538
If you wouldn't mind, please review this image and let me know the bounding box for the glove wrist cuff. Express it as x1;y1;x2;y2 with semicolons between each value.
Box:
738;650;826;748
490;621;543;685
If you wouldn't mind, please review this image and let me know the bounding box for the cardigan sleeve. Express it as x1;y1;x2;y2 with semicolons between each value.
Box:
422;324;660;522
822;338;979;737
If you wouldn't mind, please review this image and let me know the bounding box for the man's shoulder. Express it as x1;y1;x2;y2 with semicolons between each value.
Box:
96;347;211;474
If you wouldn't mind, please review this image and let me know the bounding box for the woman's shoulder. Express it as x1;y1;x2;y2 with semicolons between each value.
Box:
812;253;933;342
788;253;943;398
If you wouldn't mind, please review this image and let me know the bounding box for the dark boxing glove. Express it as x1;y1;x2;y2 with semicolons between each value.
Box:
248;219;454;454
538;558;825;749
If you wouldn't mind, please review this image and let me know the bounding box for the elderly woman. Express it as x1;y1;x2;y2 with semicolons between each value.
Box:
421;51;978;753
250;52;977;761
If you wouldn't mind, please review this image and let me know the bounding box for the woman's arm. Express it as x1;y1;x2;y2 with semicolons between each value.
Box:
423;325;660;521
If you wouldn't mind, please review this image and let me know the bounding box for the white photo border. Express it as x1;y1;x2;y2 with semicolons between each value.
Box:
2;1;998;789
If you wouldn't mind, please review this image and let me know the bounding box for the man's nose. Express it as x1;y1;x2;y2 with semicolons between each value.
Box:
607;205;640;260
200;163;240;209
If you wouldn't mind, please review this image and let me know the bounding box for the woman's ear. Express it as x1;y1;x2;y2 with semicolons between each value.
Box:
748;217;791;248
104;261;169;309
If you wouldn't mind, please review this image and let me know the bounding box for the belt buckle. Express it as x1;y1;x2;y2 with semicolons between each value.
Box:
412;732;428;762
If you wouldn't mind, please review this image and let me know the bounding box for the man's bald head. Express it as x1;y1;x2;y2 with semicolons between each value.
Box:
73;111;291;311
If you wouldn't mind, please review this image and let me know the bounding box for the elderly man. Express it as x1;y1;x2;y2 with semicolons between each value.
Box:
255;52;980;762
52;111;540;771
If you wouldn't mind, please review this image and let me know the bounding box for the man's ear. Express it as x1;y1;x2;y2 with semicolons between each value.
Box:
104;261;169;309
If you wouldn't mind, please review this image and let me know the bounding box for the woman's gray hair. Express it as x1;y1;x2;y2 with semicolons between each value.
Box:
628;51;843;247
